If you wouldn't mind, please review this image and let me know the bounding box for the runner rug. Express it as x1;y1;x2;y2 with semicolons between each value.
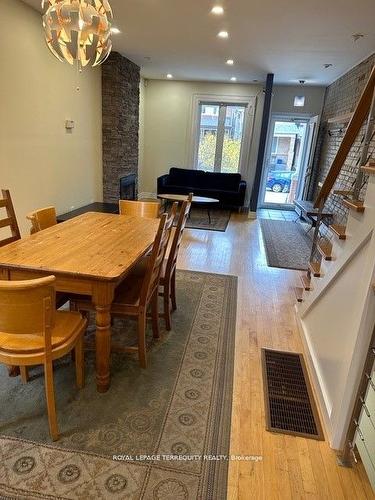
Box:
259;219;312;271
0;270;237;500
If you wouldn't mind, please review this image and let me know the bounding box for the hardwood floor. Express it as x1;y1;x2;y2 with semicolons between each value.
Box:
177;213;374;500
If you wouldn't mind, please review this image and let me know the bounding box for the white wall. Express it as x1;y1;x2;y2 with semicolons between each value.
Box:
272;85;326;116
140;80;264;196
297;174;375;449
140;79;326;200
0;0;102;235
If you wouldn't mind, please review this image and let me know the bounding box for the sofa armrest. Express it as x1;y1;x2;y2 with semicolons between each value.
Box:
238;180;247;204
157;174;169;193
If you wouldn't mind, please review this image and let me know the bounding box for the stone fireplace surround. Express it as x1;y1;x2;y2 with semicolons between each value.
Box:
102;52;140;203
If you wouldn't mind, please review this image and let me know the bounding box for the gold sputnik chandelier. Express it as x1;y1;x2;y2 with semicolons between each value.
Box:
42;0;113;70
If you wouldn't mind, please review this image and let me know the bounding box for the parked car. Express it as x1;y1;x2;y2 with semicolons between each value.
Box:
266;170;294;193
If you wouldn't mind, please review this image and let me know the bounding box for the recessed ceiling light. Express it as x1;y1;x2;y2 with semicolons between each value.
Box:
211;6;224;15
230;77;237;82
167;74;173;79
226;59;234;65
217;31;229;39
111;27;121;34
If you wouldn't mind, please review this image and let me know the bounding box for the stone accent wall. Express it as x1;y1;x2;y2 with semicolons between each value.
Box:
102;52;140;203
311;54;375;226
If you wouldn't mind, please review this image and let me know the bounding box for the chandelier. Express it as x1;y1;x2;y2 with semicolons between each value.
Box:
42;0;113;69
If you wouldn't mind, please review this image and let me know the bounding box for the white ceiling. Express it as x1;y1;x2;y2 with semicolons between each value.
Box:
23;0;375;86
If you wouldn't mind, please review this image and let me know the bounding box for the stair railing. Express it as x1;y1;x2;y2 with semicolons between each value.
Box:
307;66;375;275
314;65;375;210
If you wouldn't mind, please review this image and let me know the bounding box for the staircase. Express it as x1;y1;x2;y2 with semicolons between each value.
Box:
294;66;375;487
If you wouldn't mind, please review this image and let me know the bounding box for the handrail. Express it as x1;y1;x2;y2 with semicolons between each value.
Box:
314;65;375;208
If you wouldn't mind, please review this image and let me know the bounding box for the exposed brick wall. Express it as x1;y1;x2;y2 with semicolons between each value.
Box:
312;54;375;227
102;52;140;203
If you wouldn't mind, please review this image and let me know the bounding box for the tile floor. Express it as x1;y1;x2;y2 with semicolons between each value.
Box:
256;208;298;221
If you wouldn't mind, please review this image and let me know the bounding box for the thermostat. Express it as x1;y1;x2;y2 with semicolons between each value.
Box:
65;120;75;130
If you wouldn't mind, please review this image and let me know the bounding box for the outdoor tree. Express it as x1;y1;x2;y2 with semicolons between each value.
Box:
198;133;241;173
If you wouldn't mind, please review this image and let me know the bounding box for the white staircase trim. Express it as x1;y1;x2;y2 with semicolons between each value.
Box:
299;227;373;317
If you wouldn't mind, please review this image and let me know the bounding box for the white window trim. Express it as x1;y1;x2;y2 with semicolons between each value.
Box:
187;94;257;178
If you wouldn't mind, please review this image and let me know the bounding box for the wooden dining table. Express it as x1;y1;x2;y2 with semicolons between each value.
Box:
0;212;159;393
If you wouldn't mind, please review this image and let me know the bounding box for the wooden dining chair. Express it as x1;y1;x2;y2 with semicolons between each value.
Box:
74;208;175;368
160;196;192;330
119;199;161;218
127;194;193;330
0;189;21;247
26;206;57;234
26;206;73;308
0;276;87;441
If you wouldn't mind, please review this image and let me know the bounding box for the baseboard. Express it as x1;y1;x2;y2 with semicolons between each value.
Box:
138;192;157;200
294;305;333;444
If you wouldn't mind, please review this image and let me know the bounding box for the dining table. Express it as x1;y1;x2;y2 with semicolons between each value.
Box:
0;212;159;392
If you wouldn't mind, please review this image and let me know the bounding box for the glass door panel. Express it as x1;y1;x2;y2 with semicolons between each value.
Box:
221;105;246;173
197;104;219;171
196;103;246;173
261;118;309;207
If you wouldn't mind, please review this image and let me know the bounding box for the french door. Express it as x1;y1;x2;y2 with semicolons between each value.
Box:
194;102;247;173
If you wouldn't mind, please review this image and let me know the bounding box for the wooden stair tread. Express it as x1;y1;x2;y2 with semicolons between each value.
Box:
309;260;321;277
300;274;312;291
330;224;347;240
317;241;333;260
361;159;375;174
294;287;304;303
333;189;353;196
361;166;375;175
342;198;365;212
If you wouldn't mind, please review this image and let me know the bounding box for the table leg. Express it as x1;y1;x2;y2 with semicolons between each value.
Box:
92;284;114;393
207;208;211;224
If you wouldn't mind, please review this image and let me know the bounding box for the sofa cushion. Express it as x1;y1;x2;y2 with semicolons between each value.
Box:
168;167;205;188
201;172;241;191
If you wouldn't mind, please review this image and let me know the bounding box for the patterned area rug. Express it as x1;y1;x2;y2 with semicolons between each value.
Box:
183;208;231;232
259;219;312;271
0;270;237;499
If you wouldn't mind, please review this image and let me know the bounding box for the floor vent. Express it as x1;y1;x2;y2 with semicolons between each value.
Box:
261;348;324;440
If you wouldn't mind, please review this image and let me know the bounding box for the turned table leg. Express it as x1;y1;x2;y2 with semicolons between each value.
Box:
93;284;114;393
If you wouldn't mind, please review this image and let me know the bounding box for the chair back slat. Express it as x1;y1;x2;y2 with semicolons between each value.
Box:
119;200;160;219
0;189;21;247
0;276;56;337
140;204;177;305
165;195;192;282
26;206;57;234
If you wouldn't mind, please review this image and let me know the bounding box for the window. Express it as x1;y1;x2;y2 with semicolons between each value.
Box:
195;102;246;173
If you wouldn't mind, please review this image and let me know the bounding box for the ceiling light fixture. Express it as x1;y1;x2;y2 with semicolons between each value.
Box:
41;0;113;70
211;6;224;15
167;74;173;79
230;77;237;82
352;33;365;42
217;31;229;39
111;27;121;34
226;59;234;65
